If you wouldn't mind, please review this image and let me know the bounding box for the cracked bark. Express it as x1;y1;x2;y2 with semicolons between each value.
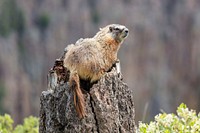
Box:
39;59;135;133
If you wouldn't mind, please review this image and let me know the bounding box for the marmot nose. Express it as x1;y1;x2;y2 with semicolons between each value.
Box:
124;29;129;34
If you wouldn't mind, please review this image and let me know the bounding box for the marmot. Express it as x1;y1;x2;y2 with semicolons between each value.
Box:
64;24;129;118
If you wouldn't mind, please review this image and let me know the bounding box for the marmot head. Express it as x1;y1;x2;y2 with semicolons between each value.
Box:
108;24;129;42
94;24;129;43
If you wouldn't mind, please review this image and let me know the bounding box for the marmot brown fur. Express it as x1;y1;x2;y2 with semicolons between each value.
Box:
64;24;129;118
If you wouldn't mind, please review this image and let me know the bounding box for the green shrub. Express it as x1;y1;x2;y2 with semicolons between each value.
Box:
138;103;200;133
0;114;13;133
13;116;39;133
0;114;39;133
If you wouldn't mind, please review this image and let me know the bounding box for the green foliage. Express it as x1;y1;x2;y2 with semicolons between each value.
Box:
0;114;39;133
0;114;13;133
13;116;39;133
0;0;25;37
35;13;50;32
138;103;200;133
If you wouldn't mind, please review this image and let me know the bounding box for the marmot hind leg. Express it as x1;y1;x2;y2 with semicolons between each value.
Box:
69;71;85;118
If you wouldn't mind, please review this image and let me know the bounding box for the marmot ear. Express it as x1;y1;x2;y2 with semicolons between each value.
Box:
109;26;113;32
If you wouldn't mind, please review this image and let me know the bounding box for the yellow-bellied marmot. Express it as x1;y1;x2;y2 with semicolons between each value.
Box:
64;24;129;118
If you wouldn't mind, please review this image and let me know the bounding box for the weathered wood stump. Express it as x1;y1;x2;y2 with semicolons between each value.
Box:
39;59;135;133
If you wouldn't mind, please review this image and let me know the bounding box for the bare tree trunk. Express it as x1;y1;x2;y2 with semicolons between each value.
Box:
39;59;135;133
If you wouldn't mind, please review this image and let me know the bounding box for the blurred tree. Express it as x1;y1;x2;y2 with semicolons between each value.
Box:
87;0;100;24
0;0;25;37
0;82;6;114
35;12;50;33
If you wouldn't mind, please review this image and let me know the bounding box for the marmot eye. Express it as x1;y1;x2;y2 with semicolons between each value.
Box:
109;27;113;32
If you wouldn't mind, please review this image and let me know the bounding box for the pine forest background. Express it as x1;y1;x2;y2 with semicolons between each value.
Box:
0;0;200;124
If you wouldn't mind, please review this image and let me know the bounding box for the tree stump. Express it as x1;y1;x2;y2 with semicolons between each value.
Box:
39;59;135;133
